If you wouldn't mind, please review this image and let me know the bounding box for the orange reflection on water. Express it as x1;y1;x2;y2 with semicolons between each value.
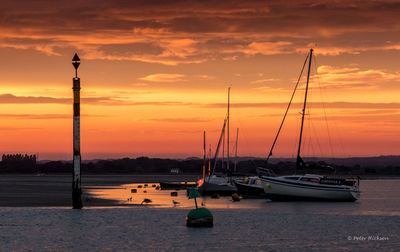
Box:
88;183;266;209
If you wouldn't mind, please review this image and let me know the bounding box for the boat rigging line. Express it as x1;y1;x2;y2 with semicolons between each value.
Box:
265;51;310;165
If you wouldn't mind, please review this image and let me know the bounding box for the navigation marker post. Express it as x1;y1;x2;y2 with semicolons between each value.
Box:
72;53;83;209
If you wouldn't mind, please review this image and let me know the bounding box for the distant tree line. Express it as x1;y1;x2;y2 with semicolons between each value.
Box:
1;154;37;173
0;155;400;176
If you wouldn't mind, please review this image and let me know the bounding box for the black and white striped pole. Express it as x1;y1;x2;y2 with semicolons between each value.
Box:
72;53;83;209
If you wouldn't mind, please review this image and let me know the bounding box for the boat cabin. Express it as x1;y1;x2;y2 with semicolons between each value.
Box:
282;174;357;186
283;174;322;183
247;177;262;185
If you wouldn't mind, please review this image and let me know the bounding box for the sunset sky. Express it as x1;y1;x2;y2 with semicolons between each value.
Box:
1;0;400;160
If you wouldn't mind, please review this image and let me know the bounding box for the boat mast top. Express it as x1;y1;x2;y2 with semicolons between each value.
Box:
265;53;309;165
296;48;313;174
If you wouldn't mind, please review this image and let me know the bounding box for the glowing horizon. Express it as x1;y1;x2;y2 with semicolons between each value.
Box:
1;1;400;160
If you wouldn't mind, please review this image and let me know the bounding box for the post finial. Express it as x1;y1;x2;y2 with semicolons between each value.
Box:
72;53;80;77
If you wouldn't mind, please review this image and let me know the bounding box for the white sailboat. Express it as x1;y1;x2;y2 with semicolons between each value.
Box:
260;49;360;201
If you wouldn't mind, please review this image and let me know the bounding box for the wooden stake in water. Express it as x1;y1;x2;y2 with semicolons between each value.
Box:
72;53;82;209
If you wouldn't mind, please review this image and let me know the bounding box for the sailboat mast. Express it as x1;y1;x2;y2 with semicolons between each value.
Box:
203;130;206;180
222;128;225;171
208;144;211;176
227;87;230;172
210;118;227;179
234;128;239;173
296;48;313;174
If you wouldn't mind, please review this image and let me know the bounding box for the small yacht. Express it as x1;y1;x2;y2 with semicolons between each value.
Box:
259;49;360;202
261;174;360;201
233;176;265;197
197;88;237;196
197;175;237;196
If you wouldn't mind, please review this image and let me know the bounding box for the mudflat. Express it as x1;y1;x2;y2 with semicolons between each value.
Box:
0;174;199;207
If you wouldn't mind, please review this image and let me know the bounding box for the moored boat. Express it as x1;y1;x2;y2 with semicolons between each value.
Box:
260;48;360;201
261;174;360;201
233;176;265;197
197;175;237;196
197;88;237;195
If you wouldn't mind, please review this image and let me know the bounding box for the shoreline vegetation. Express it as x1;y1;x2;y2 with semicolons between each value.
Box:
1;155;400;177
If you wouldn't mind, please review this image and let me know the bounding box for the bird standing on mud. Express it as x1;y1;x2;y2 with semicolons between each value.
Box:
141;198;152;205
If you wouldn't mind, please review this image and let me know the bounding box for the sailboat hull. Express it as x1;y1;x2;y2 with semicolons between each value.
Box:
233;180;266;197
234;182;265;197
198;181;237;196
261;176;360;202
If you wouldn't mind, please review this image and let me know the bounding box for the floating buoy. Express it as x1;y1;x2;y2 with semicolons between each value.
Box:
232;193;240;202
187;187;213;227
186;208;213;227
211;193;220;199
131;189;137;193
265;183;271;189
171;191;178;197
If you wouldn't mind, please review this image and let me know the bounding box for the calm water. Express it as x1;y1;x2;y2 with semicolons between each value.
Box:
0;180;399;251
88;179;400;216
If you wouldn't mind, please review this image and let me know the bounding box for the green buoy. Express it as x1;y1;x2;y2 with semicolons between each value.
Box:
186;187;213;227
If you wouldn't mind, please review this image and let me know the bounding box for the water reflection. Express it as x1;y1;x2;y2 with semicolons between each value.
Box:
88;183;266;209
86;180;400;216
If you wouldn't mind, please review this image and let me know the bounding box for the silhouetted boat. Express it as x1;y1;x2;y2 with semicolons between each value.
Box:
233;176;266;197
197;175;237;196
260;49;360;201
197;88;237;195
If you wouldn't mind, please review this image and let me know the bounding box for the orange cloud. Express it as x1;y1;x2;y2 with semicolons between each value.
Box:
139;74;186;82
2;1;400;65
148;117;211;123
315;65;400;89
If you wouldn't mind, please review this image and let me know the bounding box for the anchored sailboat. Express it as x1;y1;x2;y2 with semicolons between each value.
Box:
197;88;237;195
260;49;360;201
